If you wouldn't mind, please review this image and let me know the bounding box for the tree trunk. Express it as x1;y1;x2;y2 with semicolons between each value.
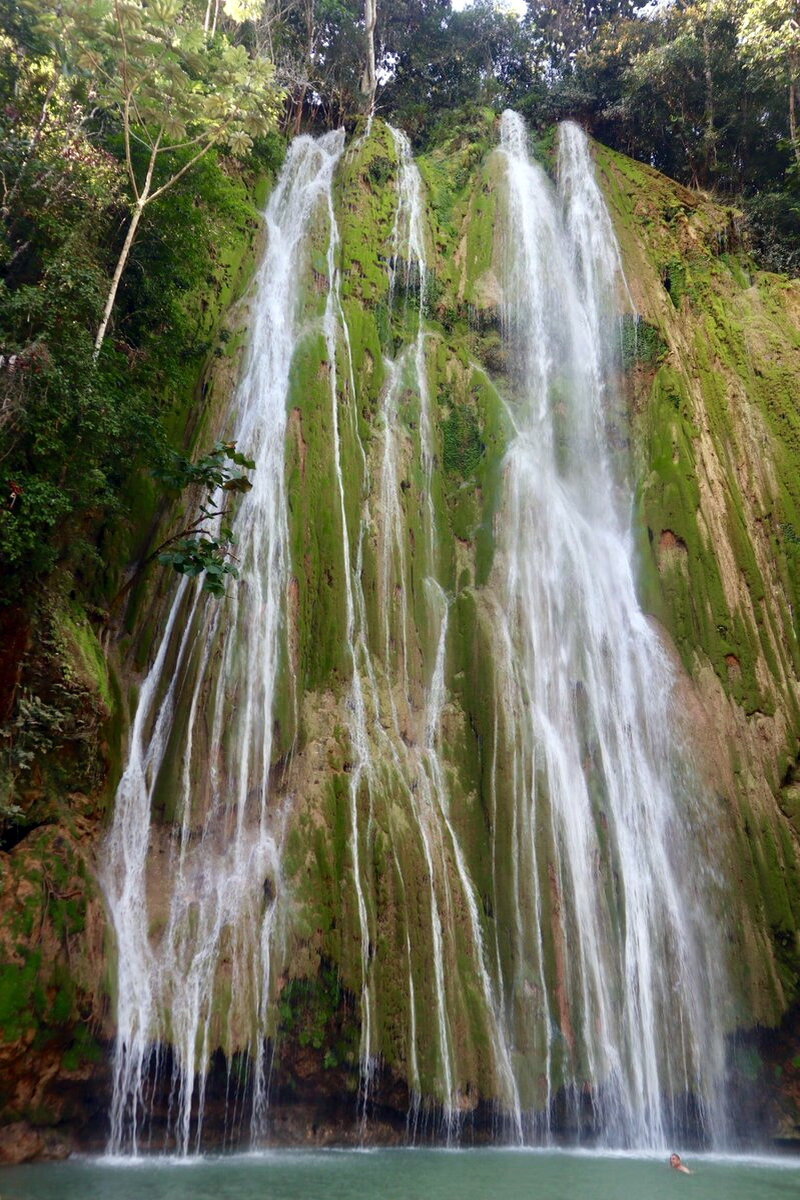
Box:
297;0;314;135
360;0;377;113
93;201;144;359
94;134;162;359
702;11;716;178
293;85;307;136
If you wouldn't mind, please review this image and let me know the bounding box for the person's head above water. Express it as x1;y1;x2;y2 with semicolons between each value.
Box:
670;1154;682;1168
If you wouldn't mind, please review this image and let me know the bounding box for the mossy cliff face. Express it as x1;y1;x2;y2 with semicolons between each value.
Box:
276;116;800;1134
3;115;800;1153
278;117;515;1112
594;144;800;1027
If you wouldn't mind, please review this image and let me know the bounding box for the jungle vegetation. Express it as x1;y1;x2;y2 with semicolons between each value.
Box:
0;0;797;612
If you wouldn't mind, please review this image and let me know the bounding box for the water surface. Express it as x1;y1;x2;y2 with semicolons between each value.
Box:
3;1148;799;1200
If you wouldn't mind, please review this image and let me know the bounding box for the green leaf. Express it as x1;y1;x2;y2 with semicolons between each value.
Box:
222;475;253;493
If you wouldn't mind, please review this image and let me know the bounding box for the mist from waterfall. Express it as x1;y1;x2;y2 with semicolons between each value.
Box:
490;111;729;1146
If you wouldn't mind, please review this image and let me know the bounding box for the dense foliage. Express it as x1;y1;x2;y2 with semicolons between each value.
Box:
0;0;282;606
207;1;800;258
0;0;798;613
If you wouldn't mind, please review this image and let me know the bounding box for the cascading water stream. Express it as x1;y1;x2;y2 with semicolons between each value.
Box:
324;124;523;1138
101;131;346;1155
381;128;457;1127
320;138;378;1116
491;111;728;1146
366;127;522;1137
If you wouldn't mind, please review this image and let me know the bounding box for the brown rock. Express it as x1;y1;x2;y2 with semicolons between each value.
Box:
41;1131;72;1161
0;1121;44;1165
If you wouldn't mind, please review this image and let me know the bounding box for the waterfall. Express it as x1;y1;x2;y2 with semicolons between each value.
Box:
380;127;457;1129
380;128;522;1136
320;125;518;1137
101;130;346;1155
490;111;728;1146
100;114;731;1156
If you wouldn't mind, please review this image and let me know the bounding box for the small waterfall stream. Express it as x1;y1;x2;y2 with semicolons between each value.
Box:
102;131;346;1154
332;125;520;1135
384;128;521;1135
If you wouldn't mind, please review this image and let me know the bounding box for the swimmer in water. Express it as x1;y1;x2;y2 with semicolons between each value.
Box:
669;1153;693;1175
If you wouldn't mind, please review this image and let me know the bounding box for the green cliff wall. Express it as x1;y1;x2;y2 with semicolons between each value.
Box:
2;115;800;1151
276;117;800;1123
595;144;800;1020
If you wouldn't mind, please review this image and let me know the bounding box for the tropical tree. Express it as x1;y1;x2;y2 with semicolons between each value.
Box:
378;0;531;142
524;0;638;69
738;0;800;163
207;0;266;33
276;0;362;131
111;440;256;603
0;0;109;221
59;0;283;356
614;2;741;187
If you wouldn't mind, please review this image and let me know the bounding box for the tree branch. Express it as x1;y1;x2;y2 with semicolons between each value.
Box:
146;135;224;203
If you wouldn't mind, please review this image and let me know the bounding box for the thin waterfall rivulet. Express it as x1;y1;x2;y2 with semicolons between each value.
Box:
101;115;733;1154
331;124;519;1136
